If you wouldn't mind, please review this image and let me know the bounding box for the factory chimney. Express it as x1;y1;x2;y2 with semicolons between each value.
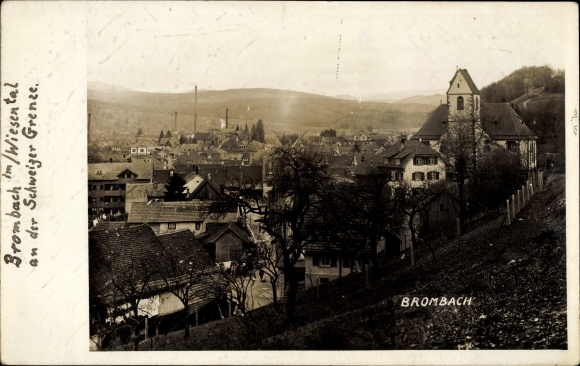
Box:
194;85;198;133
226;108;229;129
174;111;177;132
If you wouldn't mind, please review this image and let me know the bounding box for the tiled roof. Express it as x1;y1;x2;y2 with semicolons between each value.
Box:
127;201;210;224
155;229;215;274
481;103;536;140
89;224;160;304
196;165;263;187
88;161;154;181
412;104;449;140
89;225;221;308
446;69;481;94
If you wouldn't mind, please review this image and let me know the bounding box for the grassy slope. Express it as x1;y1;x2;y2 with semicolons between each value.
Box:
140;175;566;351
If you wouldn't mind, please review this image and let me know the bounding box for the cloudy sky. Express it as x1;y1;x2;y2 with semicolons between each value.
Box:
87;2;572;97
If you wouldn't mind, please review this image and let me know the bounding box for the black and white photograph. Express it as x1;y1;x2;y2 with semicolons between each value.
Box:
1;1;579;365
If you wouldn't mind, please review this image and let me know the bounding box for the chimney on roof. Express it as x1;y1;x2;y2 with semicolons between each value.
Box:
194;85;198;133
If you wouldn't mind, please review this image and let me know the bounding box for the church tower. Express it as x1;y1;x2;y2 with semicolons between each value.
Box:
446;68;481;122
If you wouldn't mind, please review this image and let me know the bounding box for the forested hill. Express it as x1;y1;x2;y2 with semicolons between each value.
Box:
480;65;565;103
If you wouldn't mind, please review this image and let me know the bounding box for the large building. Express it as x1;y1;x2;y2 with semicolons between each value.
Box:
412;68;537;171
88;162;155;218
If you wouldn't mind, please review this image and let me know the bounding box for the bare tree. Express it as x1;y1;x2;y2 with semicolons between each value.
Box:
152;230;221;338
441;109;484;227
209;145;330;321
396;181;446;263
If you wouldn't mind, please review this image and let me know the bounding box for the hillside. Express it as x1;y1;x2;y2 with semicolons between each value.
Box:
137;174;567;351
87;84;436;137
395;93;446;106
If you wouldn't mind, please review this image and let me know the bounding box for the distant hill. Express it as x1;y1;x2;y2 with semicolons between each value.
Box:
395;94;446;106
364;89;446;103
87;84;437;137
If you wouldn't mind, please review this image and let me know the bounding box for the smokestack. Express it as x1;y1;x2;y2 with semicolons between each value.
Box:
87;113;91;139
174;111;177;132
226;108;229;129
194;86;198;133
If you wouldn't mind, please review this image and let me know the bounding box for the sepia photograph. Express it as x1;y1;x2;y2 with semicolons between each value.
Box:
2;1;579;365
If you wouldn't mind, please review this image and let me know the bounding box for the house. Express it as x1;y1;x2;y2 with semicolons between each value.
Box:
127;201;238;235
200;222;253;262
186;174;224;201
412;68;537;171
353;131;371;144
302;232;389;289
88;161;154;219
124;183;166;213
89;225;225;349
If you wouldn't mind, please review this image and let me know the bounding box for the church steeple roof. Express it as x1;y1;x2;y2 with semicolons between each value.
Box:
446;68;481;95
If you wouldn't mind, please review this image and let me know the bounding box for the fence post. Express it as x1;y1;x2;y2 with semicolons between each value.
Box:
364;264;369;288
516;190;520;213
511;194;515;218
530;182;534;196
522;184;526;205
506;199;511;225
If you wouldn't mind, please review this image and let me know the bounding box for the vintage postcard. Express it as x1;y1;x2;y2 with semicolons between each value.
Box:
1;1;579;365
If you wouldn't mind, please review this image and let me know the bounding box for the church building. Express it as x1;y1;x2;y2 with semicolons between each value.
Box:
412;68;537;171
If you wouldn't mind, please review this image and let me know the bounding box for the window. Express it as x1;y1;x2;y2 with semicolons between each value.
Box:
168;222;176;230
319;278;329;284
412;172;425;181
395;158;400;165
475;97;479;110
427;171;440;181
395;172;403;181
319;256;331;267
195;222;201;231
457;96;464;110
428;156;437;165
507;140;519;151
413;157;423;166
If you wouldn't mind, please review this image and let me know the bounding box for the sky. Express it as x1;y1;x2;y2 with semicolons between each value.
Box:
87;2;572;98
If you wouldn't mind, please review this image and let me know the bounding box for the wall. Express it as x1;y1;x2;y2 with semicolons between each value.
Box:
303;253;353;289
403;156;446;188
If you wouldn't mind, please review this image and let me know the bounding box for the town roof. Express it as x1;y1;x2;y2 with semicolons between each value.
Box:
125;183;166;198
89;224;160;304
88;161;154;181
446;69;481;95
481;103;537;140
205;222;250;244
127;201;210;224
412;104;449;141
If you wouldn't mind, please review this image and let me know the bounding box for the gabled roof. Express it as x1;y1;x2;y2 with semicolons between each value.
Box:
446;69;481;95
127;201;210;224
412;104;449;141
125;183;166;198
481;103;536;140
88;162;154;181
205;222;250;244
187;176;224;200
